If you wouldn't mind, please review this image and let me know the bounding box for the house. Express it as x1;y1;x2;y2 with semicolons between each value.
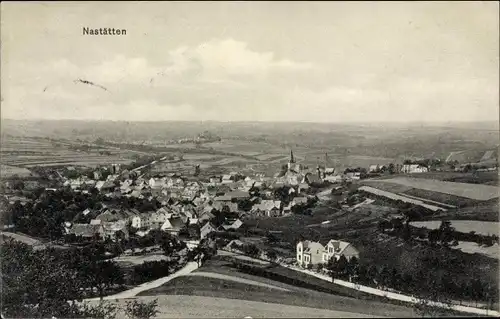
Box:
296;240;325;267
161;216;185;236
149;178;165;189
345;172;361;180
199;210;216;223
98;180;115;192
225;190;250;200
129;190;144;199
324;175;343;183
93;171;103;180
148;209;170;229
211;201;238;213
65;223;104;239
221;174;235;184
304;173;322;185
132;211;155;229
209;176;221;185
368;164;380;173
292;197;308;206
322;239;359;262
214;195;232;202
220;218;243;231
252;200;282;217
401;164;428;174
298;183;310;193
200;221;217;239
324;168;335;176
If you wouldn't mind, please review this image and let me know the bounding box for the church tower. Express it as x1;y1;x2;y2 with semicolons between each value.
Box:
287;149;296;171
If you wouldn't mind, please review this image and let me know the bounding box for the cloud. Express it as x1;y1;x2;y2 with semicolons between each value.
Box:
155;38;314;83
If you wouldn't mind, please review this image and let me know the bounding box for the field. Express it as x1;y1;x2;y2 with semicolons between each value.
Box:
1;137;137;169
358;186;446;212
405;171;498;186
368;177;499;201
112;253;169;267
0;164;33;178
410;220;499;237
102;295;381;318
454;241;499;259
401;188;477;208
139;255;417;317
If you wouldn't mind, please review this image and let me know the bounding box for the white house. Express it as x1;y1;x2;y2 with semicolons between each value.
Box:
321;239;360;263
296;240;325;267
401;164;428;174
200;221;217;239
297;239;359;268
149;178;166;189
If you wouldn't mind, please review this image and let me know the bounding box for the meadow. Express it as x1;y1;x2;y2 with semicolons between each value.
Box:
371;177;499;201
409;220;499;237
1;137;138;169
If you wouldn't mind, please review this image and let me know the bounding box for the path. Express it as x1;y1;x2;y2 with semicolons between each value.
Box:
218;249;270;265
85;261;199;301
186;271;290;292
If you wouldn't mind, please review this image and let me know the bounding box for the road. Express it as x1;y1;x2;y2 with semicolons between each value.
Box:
85;261;200;301
95;295;377;318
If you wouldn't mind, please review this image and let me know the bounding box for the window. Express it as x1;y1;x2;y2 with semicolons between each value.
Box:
298;246;301;252
297;254;301;260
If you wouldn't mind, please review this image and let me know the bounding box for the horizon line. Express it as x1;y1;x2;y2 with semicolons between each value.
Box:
2;118;499;125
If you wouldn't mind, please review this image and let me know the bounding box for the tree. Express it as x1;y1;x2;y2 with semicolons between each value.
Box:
428;229;440;245
82;259;125;300
242;244;260;258
347;256;360;282
438;220;455;246
266;250;278;262
1;240;84;318
125;299;159;319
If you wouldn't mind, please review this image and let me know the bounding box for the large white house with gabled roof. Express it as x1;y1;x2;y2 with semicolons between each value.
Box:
296;239;359;267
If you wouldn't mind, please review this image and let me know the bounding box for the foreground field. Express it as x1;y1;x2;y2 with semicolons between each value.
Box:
369;177;499;201
139;256;417;317
98;295;376;318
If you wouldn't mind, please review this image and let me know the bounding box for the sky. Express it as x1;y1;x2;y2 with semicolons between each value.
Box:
1;1;498;122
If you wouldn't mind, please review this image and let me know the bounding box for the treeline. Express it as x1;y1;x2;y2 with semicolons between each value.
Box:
379;218;500;248
316;254;498;309
1;238;162;319
3;188;165;240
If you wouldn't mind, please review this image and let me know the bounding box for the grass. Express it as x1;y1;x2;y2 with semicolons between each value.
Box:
348;231;499;307
139;258;418;317
376;176;498;201
409;220;499;237
0;164;33;178
401;188;479;207
404;171;498;185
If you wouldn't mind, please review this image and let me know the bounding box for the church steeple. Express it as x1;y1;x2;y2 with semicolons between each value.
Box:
290;149;295;164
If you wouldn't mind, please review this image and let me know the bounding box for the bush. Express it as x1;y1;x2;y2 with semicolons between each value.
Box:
131;260;173;285
125;299;159;319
